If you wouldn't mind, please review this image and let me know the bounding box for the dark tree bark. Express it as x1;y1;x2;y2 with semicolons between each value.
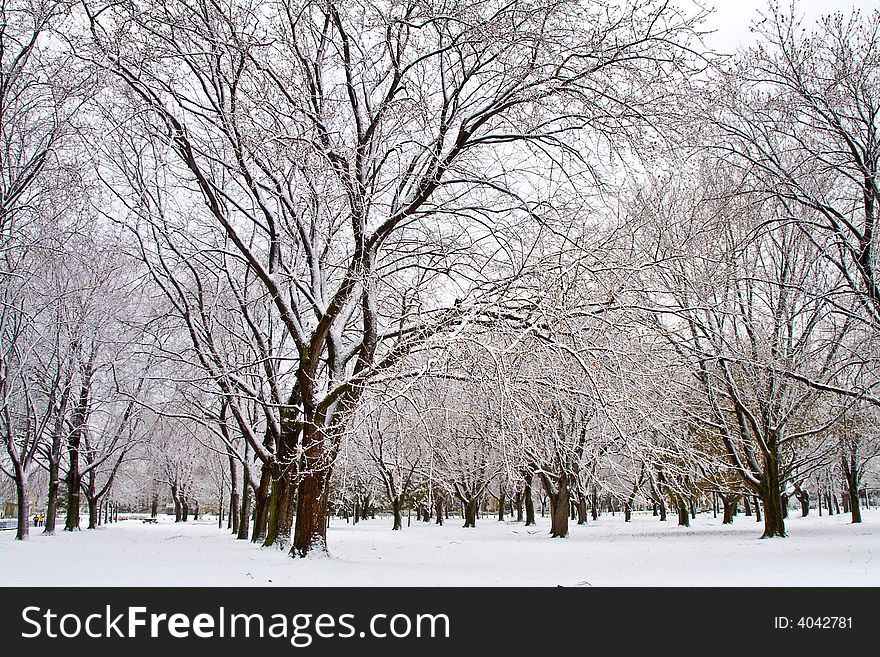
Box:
65;359;94;532
758;470;785;537
14;470;29;541
721;494;738;524
391;498;403;531
841;451;863;524
576;496;588;525
544;481;570;538
514;490;523;522
43;435;64;534
172;487;182;522
291;465;331;556
795;485;810;517
523;475;536;526
497;485;505;521
434;496;444;525
677;499;689;527
264;429;297;547
462;498;479;528
264;462;296;548
251;462;271;542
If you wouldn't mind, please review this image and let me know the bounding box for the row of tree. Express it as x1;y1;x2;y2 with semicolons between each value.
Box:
2;0;879;557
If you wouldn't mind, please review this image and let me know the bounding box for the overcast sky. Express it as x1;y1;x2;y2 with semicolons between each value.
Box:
699;0;878;53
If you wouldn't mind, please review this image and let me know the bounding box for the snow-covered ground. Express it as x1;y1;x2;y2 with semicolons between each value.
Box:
1;509;877;586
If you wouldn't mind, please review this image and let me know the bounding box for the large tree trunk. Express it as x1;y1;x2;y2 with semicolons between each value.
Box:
434;496;444;525
845;474;861;524
65;369;91;532
291;466;330;557
87;496;99;530
237;477;252;540
759;450;786;537
795;487;810;517
391;498;403;530
251;462;272;543
264;426;297;548
172;487;182;522
676;499;689;527
721;495;738;524
523;475;536;526
86;471;99;529
576;496;588;525
64;449;82;531
44;442;61;534
264;464;296;548
547;483;570;538
463;498;478;528
15;469;29;541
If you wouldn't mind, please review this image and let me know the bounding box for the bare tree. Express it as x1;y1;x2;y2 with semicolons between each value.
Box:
83;0;703;556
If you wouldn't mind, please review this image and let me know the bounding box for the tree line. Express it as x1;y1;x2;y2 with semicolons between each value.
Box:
1;0;879;554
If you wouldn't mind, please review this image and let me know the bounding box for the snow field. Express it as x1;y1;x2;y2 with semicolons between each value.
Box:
1;509;877;587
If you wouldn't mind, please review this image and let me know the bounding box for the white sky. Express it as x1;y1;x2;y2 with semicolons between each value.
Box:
697;0;879;53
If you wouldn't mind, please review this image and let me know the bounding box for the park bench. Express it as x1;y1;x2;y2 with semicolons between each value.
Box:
142;517;158;524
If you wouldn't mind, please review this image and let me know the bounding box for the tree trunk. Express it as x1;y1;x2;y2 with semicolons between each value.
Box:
759;489;785;537
251;462;271;543
463;498;478;528
291;466;330;557
237;479;252;540
44;447;61;535
523;476;536;526
514;490;523;522
391;498;403;530
576;497;588;525
264;463;296;548
721;495;737;524
845;473;861;524
87;497;99;530
677;499;689;527
548;483;570;538
64;457;82;531
796;488;810;517
229;478;240;534
434;497;443;526
172;493;182;522
15;471;29;541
